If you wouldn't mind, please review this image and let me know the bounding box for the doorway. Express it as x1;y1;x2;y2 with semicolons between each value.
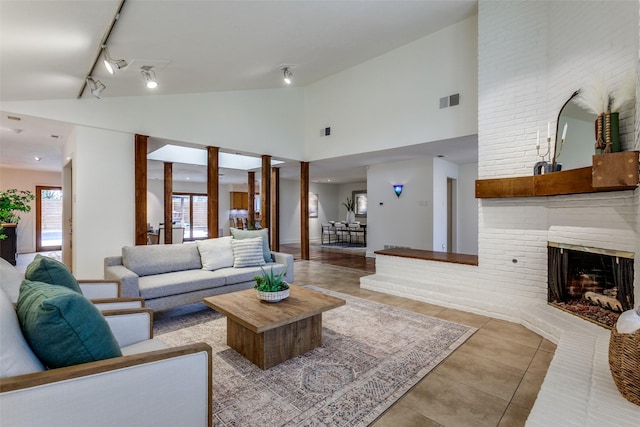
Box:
35;186;63;252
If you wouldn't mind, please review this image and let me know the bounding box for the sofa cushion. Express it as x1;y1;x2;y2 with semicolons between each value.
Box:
123;244;202;277
16;280;122;369
24;254;81;294
0;257;23;303
231;237;266;268
196;236;234;271
138;269;227;300
230;228;272;263
219;262;286;285
0;288;45;378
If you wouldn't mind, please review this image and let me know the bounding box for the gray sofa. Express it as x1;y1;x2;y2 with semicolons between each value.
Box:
104;242;294;311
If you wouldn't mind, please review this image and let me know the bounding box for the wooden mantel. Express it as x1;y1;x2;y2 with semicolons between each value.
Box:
476;152;639;199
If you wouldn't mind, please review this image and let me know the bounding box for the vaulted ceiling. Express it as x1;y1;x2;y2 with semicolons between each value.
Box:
0;0;478;183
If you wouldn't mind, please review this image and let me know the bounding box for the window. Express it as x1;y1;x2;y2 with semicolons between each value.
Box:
172;193;208;240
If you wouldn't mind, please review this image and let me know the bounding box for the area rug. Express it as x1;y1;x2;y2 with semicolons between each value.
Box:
154;287;476;426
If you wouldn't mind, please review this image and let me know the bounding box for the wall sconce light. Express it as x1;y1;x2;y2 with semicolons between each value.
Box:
393;184;403;198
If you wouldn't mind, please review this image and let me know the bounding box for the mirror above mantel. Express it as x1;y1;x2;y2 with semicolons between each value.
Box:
552;90;598;171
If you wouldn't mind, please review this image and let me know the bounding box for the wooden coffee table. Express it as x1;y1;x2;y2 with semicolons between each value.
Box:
203;285;345;369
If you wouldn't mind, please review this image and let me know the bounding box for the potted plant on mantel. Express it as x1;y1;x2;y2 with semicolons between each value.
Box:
253;267;289;303
0;189;35;265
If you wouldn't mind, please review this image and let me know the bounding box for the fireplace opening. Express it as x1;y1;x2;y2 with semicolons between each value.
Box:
547;243;634;329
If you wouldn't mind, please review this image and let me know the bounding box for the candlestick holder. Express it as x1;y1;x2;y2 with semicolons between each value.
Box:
536;137;552;162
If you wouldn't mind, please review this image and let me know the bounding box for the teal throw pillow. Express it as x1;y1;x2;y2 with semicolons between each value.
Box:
230;228;272;263
17;280;122;369
25;254;82;294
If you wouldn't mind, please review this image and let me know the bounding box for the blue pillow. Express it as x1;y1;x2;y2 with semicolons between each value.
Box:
17;280;122;369
25;254;82;294
230;228;272;263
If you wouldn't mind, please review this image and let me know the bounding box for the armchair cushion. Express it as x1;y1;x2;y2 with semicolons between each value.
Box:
230;227;271;263
0;289;44;378
17;280;122;369
24;254;82;294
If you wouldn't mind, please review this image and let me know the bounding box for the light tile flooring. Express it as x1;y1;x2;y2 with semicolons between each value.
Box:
293;260;555;427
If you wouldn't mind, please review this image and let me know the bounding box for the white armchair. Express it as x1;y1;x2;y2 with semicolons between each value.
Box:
0;289;212;427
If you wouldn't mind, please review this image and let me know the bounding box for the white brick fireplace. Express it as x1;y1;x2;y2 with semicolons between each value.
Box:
362;1;640;424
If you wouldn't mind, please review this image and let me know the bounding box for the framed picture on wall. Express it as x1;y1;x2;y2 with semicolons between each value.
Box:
309;193;318;218
353;190;367;217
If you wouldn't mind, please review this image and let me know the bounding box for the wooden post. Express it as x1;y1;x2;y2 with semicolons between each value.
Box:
248;171;255;229
300;162;309;260
134;134;148;246
207;146;219;238
261;155;271;235
164;162;173;244
271;167;280;251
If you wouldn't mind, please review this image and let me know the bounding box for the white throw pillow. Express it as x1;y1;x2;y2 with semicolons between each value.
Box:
231;237;266;268
196;236;234;271
0;288;45;378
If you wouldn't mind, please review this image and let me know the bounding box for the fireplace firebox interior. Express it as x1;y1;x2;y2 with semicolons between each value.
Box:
547;243;634;328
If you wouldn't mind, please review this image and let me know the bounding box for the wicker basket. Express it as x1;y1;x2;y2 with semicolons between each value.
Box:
609;325;640;406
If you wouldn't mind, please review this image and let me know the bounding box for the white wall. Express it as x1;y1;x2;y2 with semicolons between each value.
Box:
68;126;135;278
433;158;459;252
364;0;638;311
457;163;478;255
367;158;434;255
304;16;478;161
3;88;306;162
0;167;62;253
279;179;340;244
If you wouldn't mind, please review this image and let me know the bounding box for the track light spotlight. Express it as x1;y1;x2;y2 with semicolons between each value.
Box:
140;66;158;89
102;46;127;74
283;67;293;85
87;77;106;98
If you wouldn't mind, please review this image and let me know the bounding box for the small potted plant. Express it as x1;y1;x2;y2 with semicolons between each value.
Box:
343;196;355;223
253;267;289;302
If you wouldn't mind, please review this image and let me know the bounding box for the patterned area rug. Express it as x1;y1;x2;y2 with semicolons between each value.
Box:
154;287;476;426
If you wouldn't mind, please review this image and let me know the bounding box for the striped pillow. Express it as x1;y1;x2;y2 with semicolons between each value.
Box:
231;237;266;268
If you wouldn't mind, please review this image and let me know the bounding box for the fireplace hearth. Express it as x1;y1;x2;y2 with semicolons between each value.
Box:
547;243;634;329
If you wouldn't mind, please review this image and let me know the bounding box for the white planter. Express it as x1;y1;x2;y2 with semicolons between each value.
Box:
256;288;290;303
346;211;356;224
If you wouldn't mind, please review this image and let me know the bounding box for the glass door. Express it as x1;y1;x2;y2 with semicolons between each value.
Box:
36;186;62;252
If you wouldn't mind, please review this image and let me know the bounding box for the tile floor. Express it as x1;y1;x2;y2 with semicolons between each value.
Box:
292;260;555;427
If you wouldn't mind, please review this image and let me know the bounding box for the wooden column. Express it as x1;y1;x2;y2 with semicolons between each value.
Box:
248;171;255;228
207;146;219;238
271;167;280;251
300;162;309;260
164;162;173;244
261;155;272;235
134;134;148;245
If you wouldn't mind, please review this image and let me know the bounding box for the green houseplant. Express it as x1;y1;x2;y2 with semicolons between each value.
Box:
254;267;289;302
0;189;35;239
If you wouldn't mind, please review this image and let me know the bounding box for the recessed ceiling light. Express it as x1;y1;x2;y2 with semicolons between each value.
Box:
34;156;41;161
186;177;190;180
